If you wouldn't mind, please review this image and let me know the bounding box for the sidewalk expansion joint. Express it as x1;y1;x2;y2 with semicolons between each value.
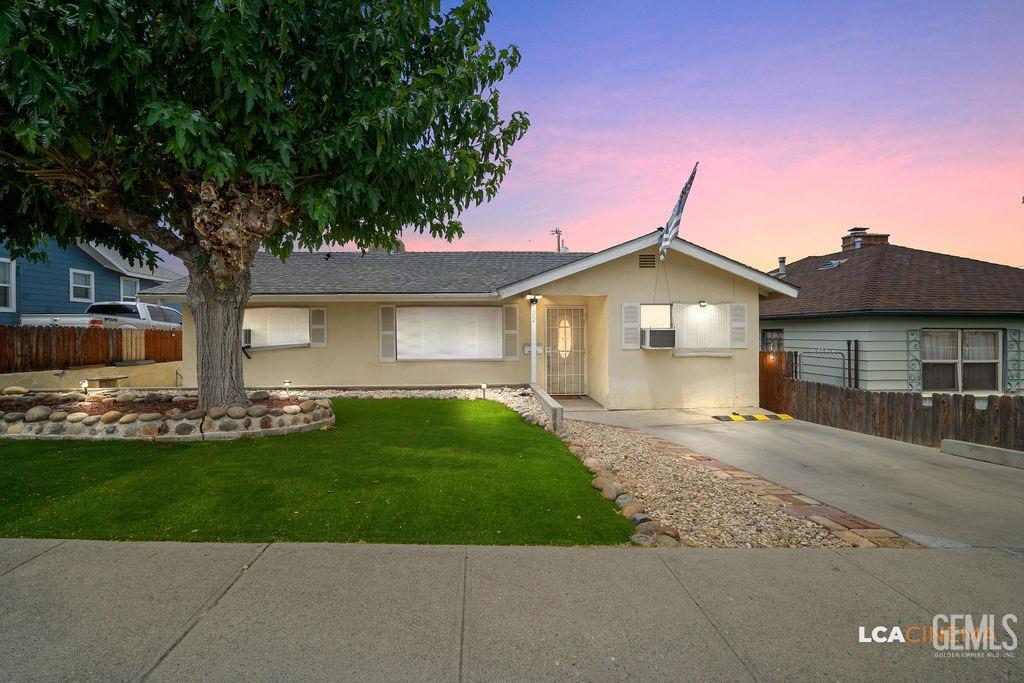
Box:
0;539;67;578
457;548;469;683
131;542;270;682
657;555;757;680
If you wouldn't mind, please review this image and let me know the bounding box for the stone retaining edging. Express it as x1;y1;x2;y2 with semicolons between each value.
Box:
0;399;335;443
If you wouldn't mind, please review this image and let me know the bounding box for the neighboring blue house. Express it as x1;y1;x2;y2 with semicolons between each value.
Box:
0;239;184;325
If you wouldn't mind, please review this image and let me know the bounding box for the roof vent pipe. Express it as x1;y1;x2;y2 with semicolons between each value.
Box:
777;256;786;278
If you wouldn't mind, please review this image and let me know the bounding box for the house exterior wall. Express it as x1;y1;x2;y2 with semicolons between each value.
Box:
180;246;763;410
0;240;164;325
531;247;761;409
760;315;1024;394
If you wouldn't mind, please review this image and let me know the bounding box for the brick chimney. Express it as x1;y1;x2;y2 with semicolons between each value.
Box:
841;227;889;252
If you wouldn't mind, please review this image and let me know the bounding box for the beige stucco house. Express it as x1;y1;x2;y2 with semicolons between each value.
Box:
143;231;797;409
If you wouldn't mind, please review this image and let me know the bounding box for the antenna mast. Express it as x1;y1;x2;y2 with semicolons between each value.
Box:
550;227;563;252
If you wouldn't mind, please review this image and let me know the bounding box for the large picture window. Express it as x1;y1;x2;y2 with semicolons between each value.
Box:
396;306;503;360
922;329;1001;393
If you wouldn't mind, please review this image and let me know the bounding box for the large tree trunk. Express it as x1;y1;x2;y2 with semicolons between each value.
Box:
186;267;251;410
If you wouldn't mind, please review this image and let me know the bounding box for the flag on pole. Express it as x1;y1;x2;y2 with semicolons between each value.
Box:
658;161;699;261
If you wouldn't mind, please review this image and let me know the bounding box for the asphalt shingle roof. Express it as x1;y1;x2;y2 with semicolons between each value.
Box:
142;250;592;296
760;243;1024;318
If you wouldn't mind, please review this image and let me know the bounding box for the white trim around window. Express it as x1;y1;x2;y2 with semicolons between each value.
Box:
120;276;140;302
69;268;95;303
0;257;15;313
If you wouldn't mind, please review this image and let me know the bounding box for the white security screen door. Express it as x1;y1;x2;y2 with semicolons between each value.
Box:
545;306;586;395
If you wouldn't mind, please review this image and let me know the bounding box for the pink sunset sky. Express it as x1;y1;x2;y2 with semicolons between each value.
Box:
401;1;1024;271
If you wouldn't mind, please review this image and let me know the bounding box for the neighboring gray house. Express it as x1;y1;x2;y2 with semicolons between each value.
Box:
760;228;1023;397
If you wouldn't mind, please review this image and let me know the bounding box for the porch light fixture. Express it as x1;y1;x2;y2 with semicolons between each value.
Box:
768;353;776;361
698;300;707;307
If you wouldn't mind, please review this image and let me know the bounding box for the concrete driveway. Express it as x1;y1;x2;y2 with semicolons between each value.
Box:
1;540;1021;681
567;410;1024;551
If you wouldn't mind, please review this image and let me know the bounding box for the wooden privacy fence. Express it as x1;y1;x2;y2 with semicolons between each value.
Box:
760;351;1024;452
0;326;182;373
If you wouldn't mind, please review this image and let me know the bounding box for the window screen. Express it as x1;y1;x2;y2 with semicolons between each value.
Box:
396;307;503;360
676;303;730;351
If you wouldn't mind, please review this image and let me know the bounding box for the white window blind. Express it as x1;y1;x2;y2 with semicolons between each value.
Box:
243;308;311;348
674;302;731;353
396;306;503;360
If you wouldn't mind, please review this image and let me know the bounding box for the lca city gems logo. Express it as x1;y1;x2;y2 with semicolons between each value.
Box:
858;614;1018;658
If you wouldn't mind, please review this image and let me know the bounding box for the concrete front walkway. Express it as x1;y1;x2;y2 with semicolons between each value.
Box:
565;409;1024;551
0;540;1021;681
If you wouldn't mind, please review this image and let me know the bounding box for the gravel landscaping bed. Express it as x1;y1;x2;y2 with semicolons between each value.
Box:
564;419;849;548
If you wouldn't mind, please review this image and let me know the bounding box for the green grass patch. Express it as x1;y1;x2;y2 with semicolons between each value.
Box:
0;399;633;545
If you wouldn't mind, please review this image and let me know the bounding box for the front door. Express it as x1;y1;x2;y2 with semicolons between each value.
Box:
545;306;586;395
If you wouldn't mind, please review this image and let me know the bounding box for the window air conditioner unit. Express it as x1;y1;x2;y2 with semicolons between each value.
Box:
641;328;675;349
242;328;253;348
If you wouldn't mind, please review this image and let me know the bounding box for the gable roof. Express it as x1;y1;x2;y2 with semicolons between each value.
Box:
495;231;798;299
141;231;797;301
78;242;184;283
761;243;1024;319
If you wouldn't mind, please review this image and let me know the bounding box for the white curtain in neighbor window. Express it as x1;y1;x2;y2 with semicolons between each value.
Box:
962;331;997;360
922;331;957;360
396;306;503;360
244;308;311;348
675;303;730;351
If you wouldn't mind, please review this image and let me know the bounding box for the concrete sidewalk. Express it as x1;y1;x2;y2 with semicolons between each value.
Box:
1;540;1020;681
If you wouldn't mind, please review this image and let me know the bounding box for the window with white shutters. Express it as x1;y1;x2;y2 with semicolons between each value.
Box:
243;308;312;348
396;306;504;360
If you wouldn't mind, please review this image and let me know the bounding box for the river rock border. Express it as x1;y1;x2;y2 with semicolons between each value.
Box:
0;395;335;443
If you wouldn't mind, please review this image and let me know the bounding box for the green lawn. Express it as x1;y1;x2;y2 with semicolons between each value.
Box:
0;399;633;545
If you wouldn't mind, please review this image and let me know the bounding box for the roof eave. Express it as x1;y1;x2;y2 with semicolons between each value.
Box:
760;308;1024;320
138;291;500;304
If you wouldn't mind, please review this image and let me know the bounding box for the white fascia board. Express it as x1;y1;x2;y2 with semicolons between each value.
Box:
496;230;798;300
78;242;178;282
497;232;662;299
670;240;799;298
139;292;499;304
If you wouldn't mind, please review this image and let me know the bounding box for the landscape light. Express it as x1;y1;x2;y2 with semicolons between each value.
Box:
79;379;89;393
283;379;291;396
481;383;487;399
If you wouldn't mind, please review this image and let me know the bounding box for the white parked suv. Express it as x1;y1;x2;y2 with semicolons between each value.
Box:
20;301;183;330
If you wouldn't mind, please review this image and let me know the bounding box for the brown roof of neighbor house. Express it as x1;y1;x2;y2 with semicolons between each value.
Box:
760;243;1024;319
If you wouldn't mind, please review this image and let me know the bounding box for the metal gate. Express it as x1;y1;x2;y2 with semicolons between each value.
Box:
545;306;586;395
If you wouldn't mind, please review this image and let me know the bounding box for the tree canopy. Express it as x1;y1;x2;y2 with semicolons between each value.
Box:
0;0;528;269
